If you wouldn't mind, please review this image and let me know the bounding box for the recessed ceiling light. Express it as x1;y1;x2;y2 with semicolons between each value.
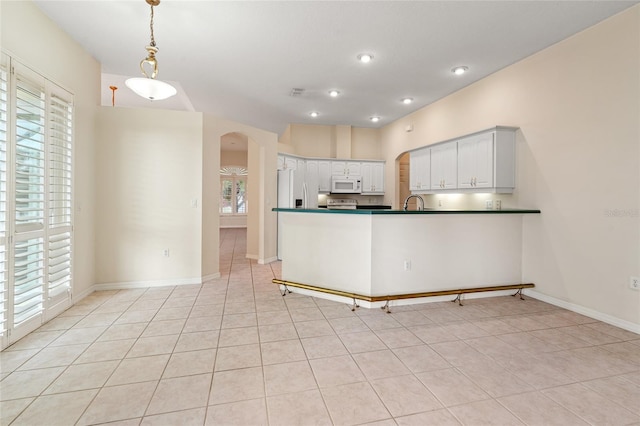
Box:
357;53;374;63
328;90;340;97
370;116;380;123
452;66;468;76
309;111;319;118
401;97;413;105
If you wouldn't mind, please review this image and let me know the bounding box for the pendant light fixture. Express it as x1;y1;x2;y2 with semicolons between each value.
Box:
125;0;177;101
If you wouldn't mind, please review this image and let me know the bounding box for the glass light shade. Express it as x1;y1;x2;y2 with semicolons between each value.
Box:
125;77;177;100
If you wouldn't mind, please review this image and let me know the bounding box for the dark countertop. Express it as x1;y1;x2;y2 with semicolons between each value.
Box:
273;208;541;215
318;205;393;210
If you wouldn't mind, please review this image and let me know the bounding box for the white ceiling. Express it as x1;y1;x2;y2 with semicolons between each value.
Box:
34;1;638;136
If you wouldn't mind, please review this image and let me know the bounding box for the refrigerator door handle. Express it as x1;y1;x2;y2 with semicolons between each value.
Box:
302;182;308;208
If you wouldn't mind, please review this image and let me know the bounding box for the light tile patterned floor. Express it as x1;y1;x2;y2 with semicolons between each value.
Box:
1;228;640;425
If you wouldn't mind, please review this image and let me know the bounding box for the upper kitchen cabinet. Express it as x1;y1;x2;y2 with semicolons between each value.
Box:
409;147;430;191
361;161;385;194
430;142;457;190
277;154;298;171
318;160;332;193
331;161;361;176
409;126;517;194
457;127;516;193
305;160;320;199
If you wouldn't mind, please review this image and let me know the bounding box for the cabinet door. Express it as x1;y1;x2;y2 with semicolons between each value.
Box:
431;143;457;190
457;137;476;189
331;161;346;175
361;162;373;192
286;157;298;171
305;160;319;208
410;148;430;191
457;133;494;189
346;162;361;176
318;160;332;193
371;162;384;193
473;132;494;188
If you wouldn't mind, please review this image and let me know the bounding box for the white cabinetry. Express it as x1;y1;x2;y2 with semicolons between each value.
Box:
457;132;494;189
361;161;385;194
407;126;517;194
278;156;385;195
318;160;332;193
304;160;319;208
430;142;457;190
277;154;298;171
457;128;515;192
409;148;430;191
331;161;361;176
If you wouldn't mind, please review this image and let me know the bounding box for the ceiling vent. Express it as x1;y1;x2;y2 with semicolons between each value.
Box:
290;88;305;97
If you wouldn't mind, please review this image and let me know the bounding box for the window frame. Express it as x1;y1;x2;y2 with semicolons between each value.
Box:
219;166;247;216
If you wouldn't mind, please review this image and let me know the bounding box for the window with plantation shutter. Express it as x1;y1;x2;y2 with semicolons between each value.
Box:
48;92;72;229
0;55;74;348
0;55;8;342
14;72;45;233
47;88;72;306
11;65;46;335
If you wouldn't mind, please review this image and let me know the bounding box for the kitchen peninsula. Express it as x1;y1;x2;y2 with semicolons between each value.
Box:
274;208;540;308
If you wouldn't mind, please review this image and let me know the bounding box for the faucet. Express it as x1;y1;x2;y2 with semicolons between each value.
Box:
403;194;424;211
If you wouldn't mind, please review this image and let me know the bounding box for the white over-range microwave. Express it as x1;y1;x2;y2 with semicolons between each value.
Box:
331;175;362;194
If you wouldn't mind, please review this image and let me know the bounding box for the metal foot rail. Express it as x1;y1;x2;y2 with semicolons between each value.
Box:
272;279;535;313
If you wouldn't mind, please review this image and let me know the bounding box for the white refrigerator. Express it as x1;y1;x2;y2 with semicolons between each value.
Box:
277;163;318;260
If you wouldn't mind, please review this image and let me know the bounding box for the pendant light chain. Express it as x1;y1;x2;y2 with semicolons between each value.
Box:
149;4;156;48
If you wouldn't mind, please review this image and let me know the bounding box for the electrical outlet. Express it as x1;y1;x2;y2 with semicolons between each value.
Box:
404;260;411;271
495;200;502;210
485;200;493;209
163;249;170;257
631;276;640;290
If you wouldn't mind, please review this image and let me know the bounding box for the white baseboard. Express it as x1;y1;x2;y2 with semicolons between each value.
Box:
201;273;221;282
246;254;259;261
93;277;203;291
69;274;220;307
527;289;640;335
259;256;278;265
72;285;97;304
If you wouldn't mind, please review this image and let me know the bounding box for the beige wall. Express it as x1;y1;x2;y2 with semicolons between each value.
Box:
1;1;101;298
95;108;203;286
202;114;279;277
381;6;640;327
221;151;248;168
351;127;382;160
281;124;383;160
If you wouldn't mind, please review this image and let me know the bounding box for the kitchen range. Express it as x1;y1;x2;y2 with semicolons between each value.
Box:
326;198;358;210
